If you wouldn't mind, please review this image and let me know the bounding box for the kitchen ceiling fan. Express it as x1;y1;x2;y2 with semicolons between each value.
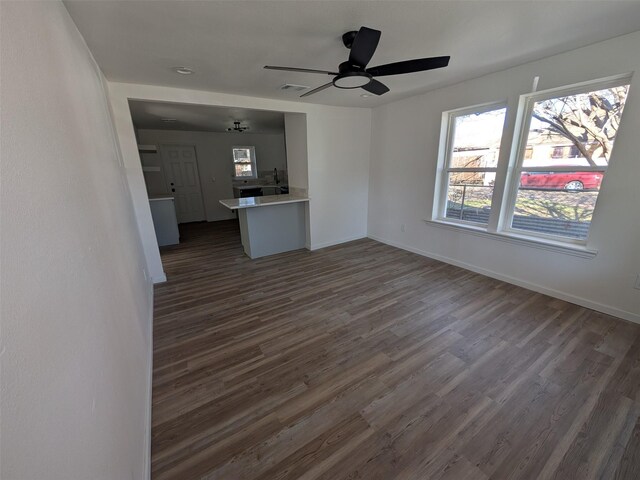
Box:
265;26;450;98
227;121;249;132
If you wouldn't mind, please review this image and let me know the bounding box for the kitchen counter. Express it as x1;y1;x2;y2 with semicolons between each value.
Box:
219;194;309;210
148;196;179;246
233;184;288;190
232;184;289;198
219;194;309;259
148;195;175;201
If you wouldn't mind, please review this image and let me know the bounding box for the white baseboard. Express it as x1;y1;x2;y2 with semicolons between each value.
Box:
368;234;640;325
142;283;154;480
310;234;367;251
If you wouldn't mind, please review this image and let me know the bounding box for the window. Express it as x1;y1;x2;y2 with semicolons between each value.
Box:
433;74;631;250
504;78;630;241
232;146;257;178
436;104;507;225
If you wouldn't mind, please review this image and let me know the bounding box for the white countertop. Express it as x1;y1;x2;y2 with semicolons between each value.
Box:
233;184;288;190
219;194;309;210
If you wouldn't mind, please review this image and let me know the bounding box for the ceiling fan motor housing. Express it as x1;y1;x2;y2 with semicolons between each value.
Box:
341;31;359;49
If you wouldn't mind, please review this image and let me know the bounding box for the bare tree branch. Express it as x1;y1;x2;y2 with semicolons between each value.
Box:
531;112;598;166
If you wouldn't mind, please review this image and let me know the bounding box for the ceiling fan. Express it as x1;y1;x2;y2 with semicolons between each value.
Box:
265;26;450;98
227;121;249;133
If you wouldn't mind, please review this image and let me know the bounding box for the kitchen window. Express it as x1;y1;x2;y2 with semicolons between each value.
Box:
232;146;257;179
502;76;630;242
432;74;632;251
434;103;507;226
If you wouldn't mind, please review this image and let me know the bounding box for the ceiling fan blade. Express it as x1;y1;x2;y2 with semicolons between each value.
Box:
348;26;381;68
300;82;333;97
362;79;389;96
366;56;450;77
264;66;338;75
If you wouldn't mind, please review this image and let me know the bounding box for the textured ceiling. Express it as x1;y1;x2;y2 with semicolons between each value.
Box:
65;1;640;107
129;100;285;133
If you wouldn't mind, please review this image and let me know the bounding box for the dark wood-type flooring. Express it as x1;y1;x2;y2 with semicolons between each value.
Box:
152;220;640;479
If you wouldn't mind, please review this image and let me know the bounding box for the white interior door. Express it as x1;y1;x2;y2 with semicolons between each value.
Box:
161;145;206;224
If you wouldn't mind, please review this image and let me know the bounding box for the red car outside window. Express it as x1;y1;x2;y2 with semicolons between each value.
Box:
519;171;603;191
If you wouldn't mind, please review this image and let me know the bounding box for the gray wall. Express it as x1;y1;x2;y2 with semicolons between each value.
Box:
137;129;287;221
1;1;152;478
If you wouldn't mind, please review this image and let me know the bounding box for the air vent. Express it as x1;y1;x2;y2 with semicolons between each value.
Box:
280;84;309;92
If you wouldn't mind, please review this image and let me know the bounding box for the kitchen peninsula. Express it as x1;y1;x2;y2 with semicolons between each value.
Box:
219;194;309;259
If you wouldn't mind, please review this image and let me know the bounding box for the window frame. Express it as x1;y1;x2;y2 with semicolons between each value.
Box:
498;73;631;246
232;146;258;180
433;101;508;228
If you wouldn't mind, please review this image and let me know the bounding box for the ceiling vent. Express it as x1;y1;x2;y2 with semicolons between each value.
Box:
280;84;309;92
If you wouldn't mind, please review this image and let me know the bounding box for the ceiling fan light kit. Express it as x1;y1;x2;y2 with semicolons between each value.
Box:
333;70;372;89
265;26;450;98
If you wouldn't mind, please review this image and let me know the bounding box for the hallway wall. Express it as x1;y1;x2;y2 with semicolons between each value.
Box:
0;2;153;478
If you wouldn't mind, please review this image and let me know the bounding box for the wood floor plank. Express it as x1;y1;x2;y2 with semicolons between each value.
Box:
151;220;640;479
614;416;640;480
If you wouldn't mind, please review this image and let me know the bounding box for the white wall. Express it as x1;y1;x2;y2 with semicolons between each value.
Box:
368;31;640;323
307;109;371;249
137;129;286;221
284;113;309;192
1;2;153;479
108;83;372;280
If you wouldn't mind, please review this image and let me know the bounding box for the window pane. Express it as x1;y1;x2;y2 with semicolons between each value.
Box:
233;148;251;163
522;84;629;169
450;108;506;168
445;172;494;224
510;83;630;240
235;164;253;177
511;171;604;239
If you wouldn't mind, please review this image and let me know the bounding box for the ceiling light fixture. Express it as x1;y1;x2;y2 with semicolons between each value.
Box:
333;71;372;89
227;121;249;133
173;66;194;75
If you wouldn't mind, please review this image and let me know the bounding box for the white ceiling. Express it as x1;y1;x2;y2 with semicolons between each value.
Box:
129;100;285;133
65;1;640;107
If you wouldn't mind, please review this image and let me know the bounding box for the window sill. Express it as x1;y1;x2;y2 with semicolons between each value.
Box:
423;219;598;259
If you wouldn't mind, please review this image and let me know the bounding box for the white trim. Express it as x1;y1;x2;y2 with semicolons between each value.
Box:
518;72;633;104
142;284;154;480
433;216;490;230
152;273;167;283
310;234;366;251
424;219;597;258
368;233;639;325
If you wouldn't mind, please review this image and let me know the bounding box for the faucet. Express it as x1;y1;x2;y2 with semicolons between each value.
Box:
273;168;279;184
